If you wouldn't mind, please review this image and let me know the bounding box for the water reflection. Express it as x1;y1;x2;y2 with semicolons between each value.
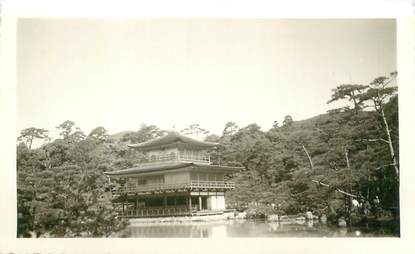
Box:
125;219;398;238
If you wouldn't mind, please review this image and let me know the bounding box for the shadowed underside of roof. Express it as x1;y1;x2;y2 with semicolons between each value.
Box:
104;162;243;176
104;162;192;176
127;132;218;150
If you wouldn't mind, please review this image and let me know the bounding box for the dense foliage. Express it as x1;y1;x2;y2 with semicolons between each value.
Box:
17;73;399;236
17;124;129;237
221;72;399;225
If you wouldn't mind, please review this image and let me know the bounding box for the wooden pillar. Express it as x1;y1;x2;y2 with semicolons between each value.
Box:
125;193;128;215
188;195;192;211
198;196;202;211
135;195;138;216
163;195;167;208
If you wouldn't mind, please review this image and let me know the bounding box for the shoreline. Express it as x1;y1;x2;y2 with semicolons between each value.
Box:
126;211;319;225
128;211;240;224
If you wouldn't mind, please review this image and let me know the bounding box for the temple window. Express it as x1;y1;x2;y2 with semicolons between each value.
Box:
137;178;147;185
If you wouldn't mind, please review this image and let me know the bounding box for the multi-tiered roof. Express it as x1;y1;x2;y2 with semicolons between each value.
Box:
104;132;241;217
105;132;241;177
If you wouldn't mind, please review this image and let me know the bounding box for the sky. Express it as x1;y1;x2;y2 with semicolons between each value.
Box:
17;19;396;140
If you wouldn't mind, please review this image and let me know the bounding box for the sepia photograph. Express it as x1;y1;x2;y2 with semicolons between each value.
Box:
15;18;401;239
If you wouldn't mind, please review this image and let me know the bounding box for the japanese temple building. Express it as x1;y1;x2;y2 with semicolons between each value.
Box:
104;132;242;218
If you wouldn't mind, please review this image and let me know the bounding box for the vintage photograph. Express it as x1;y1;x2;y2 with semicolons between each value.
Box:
16;18;399;238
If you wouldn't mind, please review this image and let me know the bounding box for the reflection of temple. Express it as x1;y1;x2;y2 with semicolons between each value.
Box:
105;132;242;218
127;223;228;237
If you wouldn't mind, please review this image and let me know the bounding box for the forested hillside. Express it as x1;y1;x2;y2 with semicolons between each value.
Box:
16;72;399;237
219;73;399;228
222;97;398;217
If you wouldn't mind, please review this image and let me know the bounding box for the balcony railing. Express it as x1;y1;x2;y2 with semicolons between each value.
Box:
118;205;231;218
135;152;211;166
120;205;192;217
178;153;210;164
112;180;235;194
190;180;235;189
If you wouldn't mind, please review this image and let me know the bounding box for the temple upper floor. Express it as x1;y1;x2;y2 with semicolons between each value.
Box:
129;132;217;165
128;132;217;151
142;148;211;165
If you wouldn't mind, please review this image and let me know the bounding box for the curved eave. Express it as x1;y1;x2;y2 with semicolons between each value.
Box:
127;132;218;150
104;163;243;177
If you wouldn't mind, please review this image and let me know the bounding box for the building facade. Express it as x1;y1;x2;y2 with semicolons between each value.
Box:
105;132;241;218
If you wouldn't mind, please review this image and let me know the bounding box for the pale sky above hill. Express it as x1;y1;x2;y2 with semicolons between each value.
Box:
17;19;396;141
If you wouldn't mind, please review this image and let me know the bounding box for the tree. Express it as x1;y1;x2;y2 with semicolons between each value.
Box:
357;72;399;177
180;124;209;139
19;164;127;237
328;72;399;177
57;120;76;139
16;143;47;236
282;115;293;127
121;124;165;143
68;128;86;143
17;125;128;237
321;72;399;224
272;121;279;129
88;127;109;142
17;128;49;149
222;122;239;137
327;84;368;113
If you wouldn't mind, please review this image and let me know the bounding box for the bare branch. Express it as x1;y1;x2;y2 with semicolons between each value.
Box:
336;189;358;198
312;180;359;198
301;144;314;172
382;74;397;88
364;138;391;144
312;180;329;187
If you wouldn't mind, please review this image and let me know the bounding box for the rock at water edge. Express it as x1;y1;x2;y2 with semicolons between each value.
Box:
338;217;347;227
305;211;313;220
320;214;327;224
267;214;279;222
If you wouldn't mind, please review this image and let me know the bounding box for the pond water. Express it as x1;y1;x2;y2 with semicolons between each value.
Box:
125;219;399;238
